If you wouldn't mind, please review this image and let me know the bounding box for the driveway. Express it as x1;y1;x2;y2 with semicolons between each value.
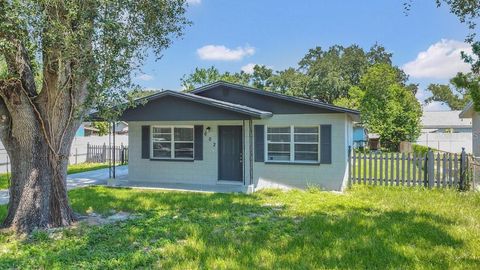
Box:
0;166;128;205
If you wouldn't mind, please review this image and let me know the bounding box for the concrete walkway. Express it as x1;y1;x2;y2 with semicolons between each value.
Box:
0;165;246;205
0;166;128;205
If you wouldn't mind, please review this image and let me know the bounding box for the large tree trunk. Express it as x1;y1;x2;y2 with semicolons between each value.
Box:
0;77;82;233
2;135;75;232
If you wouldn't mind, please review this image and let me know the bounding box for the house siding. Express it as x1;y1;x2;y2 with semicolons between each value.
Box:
251;114;350;191
127;113;354;191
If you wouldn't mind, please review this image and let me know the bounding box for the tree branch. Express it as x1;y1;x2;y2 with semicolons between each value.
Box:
3;40;37;97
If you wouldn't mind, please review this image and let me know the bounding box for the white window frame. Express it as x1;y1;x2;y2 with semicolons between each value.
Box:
151;126;194;160
265;125;320;163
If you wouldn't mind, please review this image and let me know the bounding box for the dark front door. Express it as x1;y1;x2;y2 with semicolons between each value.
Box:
218;126;243;182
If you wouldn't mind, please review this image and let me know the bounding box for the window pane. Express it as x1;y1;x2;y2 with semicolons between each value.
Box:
295;153;318;161
268;143;290;152
152;142;171;158
267;134;290;142
267;152;290;161
152;127;170;134
267;127;290;133
174;143;194;159
174;128;193;141
152;133;171;141
294;134;318;143
294;144;318;161
294;127;318;133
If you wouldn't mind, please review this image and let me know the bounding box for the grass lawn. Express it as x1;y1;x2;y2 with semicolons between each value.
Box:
0;186;479;269
0;163;115;189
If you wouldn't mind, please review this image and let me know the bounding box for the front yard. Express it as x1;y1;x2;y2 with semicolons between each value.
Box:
0;186;479;269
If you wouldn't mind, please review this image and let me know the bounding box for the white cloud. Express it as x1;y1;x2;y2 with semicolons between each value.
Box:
137;74;154;81
241;63;256;74
197;45;255;61
402;39;472;79
187;0;201;5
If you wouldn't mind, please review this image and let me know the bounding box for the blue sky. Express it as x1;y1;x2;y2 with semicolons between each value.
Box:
133;0;475;111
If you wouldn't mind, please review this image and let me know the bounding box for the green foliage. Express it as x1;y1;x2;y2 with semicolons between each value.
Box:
454;72;480;111
181;43;413;105
0;0;190;120
355;64;422;150
412;144;431;155
425;83;470;110
0;186;479;268
91;122;110;136
128;89;159;99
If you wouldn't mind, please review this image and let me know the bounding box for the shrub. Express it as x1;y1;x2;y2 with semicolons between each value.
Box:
412;144;430;155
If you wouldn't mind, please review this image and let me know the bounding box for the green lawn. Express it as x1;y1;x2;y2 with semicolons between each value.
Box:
0;186;479;269
0;163;114;189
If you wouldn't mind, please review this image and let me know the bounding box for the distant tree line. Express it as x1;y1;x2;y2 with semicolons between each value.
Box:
181;44;422;150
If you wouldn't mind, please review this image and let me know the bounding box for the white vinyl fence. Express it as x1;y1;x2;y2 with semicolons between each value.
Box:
0;135;128;174
416;132;472;154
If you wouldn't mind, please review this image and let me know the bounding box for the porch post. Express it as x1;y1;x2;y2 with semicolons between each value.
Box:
113;121;116;179
109;122;112;179
249;119;254;185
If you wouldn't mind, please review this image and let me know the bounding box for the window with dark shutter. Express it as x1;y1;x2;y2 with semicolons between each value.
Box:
320;125;332;164
141;125;150;159
194;125;203;160
254;125;265;162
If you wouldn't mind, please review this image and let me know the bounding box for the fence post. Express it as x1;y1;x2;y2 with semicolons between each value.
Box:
348;146;352;187
460;147;467;190
427;150;435;188
102;143;107;163
75;148;78;164
86;143;90;162
121;143;125;165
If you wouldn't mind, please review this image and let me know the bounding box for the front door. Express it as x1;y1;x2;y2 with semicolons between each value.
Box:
218;126;243;182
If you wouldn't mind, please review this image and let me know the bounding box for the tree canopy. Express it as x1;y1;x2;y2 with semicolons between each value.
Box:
0;0;189;232
182;44;416;103
355;64;422;149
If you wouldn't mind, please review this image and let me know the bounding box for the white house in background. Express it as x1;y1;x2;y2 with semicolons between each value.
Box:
459;102;479;156
112;81;359;192
114;121;129;134
416;110;472;153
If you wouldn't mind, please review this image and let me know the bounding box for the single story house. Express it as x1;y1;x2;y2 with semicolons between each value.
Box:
459;102;479;156
119;81;359;192
417;110;472;153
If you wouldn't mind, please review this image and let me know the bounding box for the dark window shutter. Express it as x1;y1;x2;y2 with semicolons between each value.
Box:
141;125;150;159
254;125;265;162
194;125;203;160
320;125;332;164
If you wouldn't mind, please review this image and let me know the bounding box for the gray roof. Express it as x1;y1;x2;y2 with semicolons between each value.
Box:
191;81;360;120
138;90;273;119
422;110;472;128
459;101;474;118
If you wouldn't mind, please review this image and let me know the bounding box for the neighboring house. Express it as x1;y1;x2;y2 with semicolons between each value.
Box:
114;121;129;135
353;124;367;149
117;81;359;192
421;111;472;133
76;121;129;137
459;102;479;156
416;110;472;153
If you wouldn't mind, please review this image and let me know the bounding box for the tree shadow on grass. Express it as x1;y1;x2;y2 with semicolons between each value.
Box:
0;187;477;269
